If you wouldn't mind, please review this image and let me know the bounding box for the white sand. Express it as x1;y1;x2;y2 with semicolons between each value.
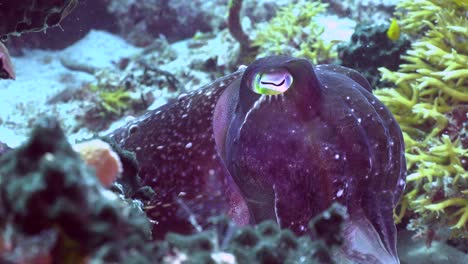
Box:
0;30;141;147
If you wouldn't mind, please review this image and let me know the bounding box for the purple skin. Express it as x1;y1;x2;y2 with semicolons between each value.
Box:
109;56;406;264
0;42;15;80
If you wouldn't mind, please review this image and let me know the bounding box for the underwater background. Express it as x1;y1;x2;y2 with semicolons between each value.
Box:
0;0;467;263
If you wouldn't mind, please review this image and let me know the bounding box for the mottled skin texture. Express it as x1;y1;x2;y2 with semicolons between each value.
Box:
110;72;250;236
109;56;406;264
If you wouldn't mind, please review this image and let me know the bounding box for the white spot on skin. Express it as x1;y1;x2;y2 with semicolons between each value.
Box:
238;65;247;71
336;189;344;197
335;154;340;160
399;179;405;186
357;118;362;123
124;116;136;123
157;145;164;150
185;142;193;148
178;93;188;100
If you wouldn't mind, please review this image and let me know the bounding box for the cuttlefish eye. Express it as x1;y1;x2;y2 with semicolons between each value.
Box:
252;69;293;95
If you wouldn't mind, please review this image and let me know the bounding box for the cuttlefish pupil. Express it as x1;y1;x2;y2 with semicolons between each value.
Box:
253;69;293;95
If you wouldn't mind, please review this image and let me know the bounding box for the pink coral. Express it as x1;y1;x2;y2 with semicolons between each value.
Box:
73;139;122;187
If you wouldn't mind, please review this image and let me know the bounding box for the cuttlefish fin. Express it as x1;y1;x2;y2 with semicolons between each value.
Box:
360;191;399;263
213;78;241;160
341;191;399;264
340;211;399;264
316;64;372;92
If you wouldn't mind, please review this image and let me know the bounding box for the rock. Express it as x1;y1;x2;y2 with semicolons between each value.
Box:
0;0;78;40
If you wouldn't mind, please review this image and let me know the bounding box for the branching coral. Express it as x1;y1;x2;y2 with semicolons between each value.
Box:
375;0;468;238
90;83;132;116
253;0;336;64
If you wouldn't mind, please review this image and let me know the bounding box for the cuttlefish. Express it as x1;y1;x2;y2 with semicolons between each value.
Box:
109;56;406;263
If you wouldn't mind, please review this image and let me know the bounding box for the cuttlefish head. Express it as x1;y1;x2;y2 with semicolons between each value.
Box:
236;55;321;121
219;55;404;264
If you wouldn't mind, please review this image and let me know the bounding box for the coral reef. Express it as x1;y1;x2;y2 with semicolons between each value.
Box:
326;0;399;23
374;0;468;240
4;1;118;54
0;117;154;263
103;0;226;46
228;0;257;65
90;83;133;116
253;0;336;64
77;57;180;131
337;22;410;87
164;203;346;264
0;0;78;41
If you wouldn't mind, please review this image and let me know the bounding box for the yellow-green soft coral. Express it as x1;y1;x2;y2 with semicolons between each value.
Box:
253;0;336;64
90;84;131;116
375;0;468;238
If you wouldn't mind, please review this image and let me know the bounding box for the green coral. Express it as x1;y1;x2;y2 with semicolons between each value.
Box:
253;0;336;64
395;0;465;36
374;0;468;238
90;84;132;116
